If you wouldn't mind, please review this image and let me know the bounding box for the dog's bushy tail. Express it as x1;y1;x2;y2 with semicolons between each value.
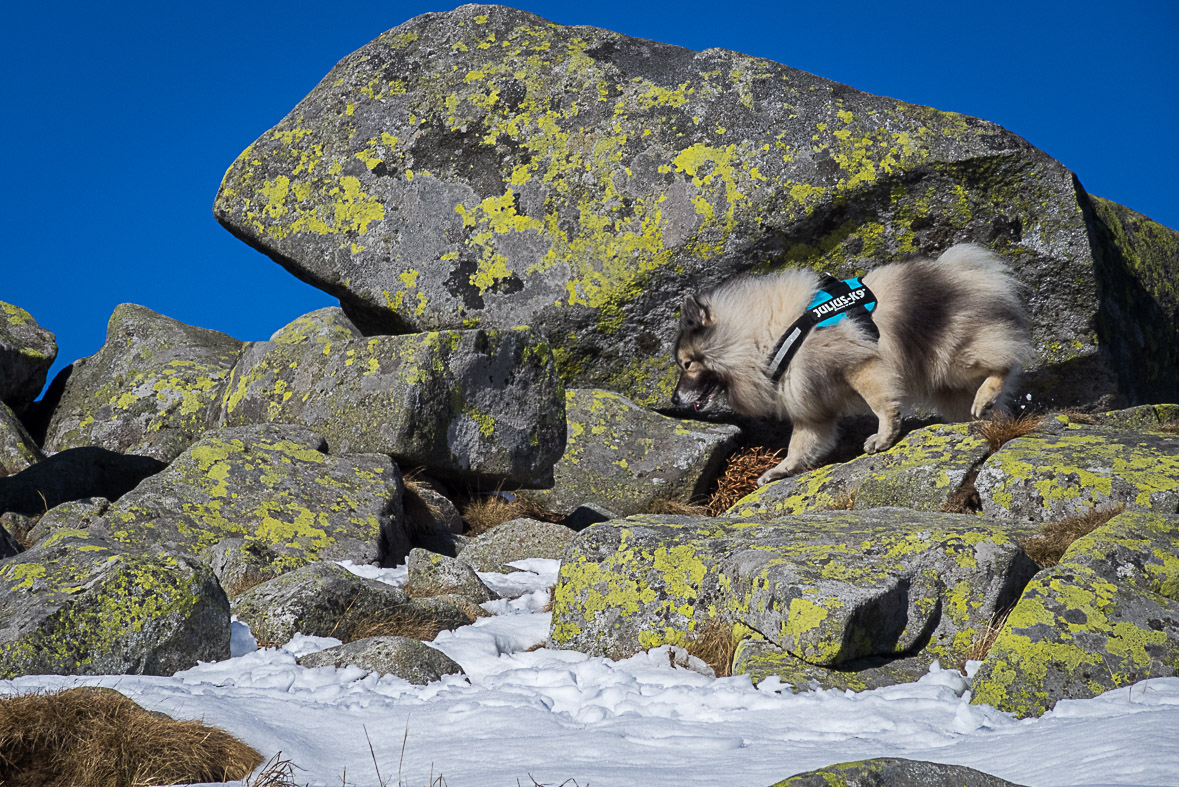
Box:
936;242;1013;275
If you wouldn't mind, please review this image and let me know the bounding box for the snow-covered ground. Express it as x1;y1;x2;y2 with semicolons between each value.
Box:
4;558;1177;787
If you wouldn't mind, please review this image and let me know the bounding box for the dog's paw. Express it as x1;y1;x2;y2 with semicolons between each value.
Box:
863;434;894;454
756;467;789;487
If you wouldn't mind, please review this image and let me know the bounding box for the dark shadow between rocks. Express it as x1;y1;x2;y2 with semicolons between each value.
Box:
0;447;166;517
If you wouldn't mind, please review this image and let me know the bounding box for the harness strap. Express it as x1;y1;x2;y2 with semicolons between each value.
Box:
767;275;879;383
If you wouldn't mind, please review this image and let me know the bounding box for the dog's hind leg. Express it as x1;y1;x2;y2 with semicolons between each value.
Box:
757;420;838;486
846;359;903;455
971;372;1010;419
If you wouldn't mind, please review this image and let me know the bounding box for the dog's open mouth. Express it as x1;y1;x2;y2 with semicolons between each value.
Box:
687;379;722;413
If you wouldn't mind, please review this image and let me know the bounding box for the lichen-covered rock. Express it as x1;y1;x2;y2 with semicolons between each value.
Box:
1088;198;1179;405
0;402;41;476
25;497;111;546
769;758;1026;787
971;510;1179;718
548;509;1037;667
457;517;575;573
297;635;464;684
726;423;991;518
975;420;1179;521
733;638;937;692
0;530;230;677
200;538;285;599
0;301;56;412
41;304;242;462
1082;403;1179;431
405;547;496;604
101;424;408;571
0;447;164;518
521;389;739;516
231;561;470;647
211;4;1165;410
217;328;565;486
269;306;362;345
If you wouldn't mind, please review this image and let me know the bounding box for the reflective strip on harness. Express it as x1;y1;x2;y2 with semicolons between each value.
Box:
766;275;879;383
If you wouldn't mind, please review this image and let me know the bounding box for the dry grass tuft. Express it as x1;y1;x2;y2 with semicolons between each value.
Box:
1158;421;1179;435
0;687;263;787
461;494;560;536
345;608;453;643
965;608;1013;664
685;618;739;678
705;447;785;515
1019;505;1125;568
827;491;856;511
645;497;710;516
244;752;301;787
973;412;1043;452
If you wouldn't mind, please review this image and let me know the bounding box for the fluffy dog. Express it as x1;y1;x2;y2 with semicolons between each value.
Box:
672;244;1033;486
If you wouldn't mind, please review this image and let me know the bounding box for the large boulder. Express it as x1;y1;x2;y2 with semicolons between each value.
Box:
769;758;1026;787
971;510;1179;718
216;328;565;486
297;636;464;684
0;531;229;677
0;301;56;412
212;4;1176;409
975;417;1179;522
99;424;408;571
521;389;739;515
0;402;41;477
231;561;472;647
727;422;990;518
548;509;1037;670
0;447;165;518
40;304;242;462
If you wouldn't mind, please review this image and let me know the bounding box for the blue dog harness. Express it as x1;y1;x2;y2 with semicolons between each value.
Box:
766;275;879;383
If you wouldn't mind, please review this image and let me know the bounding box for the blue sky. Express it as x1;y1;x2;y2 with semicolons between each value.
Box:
4;1;1176;393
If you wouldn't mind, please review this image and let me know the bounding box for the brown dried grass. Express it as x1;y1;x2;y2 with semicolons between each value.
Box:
461;494;560;536
973;412;1043;452
344;608;453;643
965;608;1013;664
1158;421;1179;435
705;447;785;515
1019;504;1125;568
685;618;739;678
0;687;263;787
645;497;710;516
243;752;300;787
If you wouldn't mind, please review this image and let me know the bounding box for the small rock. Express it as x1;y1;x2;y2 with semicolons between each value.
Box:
769;758;1027;786
297;636;464;685
457;517;576;573
405;548;496;604
0;402;41;476
25;497;110;546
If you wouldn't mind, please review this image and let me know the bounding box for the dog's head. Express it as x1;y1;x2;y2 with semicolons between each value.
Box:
672;294;726;412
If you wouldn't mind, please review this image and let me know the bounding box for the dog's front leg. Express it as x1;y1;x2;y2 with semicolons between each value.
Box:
757;420;836;486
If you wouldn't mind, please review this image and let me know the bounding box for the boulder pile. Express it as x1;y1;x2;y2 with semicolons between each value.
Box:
3;5;1178;764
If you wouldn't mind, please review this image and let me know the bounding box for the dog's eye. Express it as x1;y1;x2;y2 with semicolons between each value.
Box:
682;360;695;371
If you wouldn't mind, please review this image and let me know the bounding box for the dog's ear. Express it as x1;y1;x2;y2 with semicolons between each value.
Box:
681;294;714;329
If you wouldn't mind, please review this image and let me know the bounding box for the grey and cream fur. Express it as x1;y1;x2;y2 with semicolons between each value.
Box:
672;244;1033;486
